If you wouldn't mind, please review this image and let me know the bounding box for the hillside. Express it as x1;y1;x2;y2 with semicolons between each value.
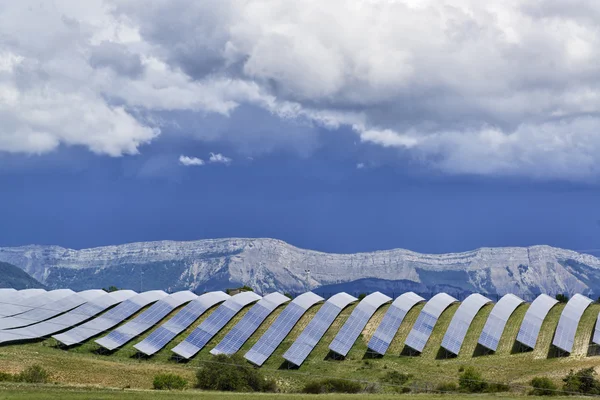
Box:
0;261;45;289
1;239;599;296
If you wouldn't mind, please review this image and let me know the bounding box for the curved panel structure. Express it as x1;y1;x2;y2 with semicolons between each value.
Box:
516;294;559;349
0;289;73;318
284;292;357;366
245;292;324;366
53;290;167;346
135;291;230;356
172;291;262;359
405;293;458;353
441;293;492;355
478;293;524;351
368;292;425;355
0;290;104;330
0;290;136;344
16;289;47;299
329;291;392;357
211;292;290;356
553;294;592;353
95;291;196;351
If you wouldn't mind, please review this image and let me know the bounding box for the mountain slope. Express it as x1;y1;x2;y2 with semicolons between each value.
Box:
0;238;599;296
0;261;45;289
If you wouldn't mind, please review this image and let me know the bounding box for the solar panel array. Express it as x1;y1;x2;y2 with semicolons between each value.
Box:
284;292;357;366
0;290;105;330
516;294;559;349
0;289;73;318
368;292;424;355
0;290;137;344
405;293;458;353
134;291;230;356
478;294;524;351
172;291;262;359
245;292;324;366
53;290;167;346
96;291;197;351
441;293;492;355
329;291;392;357
553;294;592;353
211;292;290;356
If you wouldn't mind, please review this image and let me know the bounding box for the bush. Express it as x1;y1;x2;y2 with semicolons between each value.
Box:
436;382;458;392
530;377;558;396
563;368;600;395
302;378;362;394
16;365;49;384
458;367;487;393
0;372;13;382
381;370;412;386
196;354;277;392
153;373;187;390
358;293;367;300
487;382;510;393
555;294;569;303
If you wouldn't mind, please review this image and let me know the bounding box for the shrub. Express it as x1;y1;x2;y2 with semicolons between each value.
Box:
436;382;458;392
16;365;49;384
555;294;569;303
302;378;362;394
363;382;381;393
358;293;367;300
487;382;510;393
458;367;487;393
381;370;412;385
153;373;187;390
530;377;558;396
563;368;600;395
196;354;276;392
0;372;13;382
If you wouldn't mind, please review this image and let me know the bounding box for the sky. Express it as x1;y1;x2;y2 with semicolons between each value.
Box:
0;0;600;254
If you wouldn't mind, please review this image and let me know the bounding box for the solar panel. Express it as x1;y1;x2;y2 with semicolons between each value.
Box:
284;292;357;366
328;292;391;357
0;290;104;330
211;292;290;356
16;289;47;298
0;290;137;344
553;294;592;353
53;290;167;346
172;291;262;359
245;292;324;366
367;292;425;355
96;291;197;351
134;291;230;356
516;294;559;349
405;292;458;353
0;289;73;318
478;293;524;351
441;293;491;355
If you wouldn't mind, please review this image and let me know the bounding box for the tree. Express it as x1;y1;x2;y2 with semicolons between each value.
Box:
555;294;569;303
103;286;119;292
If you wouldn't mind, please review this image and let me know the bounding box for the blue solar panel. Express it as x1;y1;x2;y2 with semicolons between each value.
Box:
284;292;356;366
245;292;324;366
0;289;73;318
405;293;458;353
554;294;592;353
211;292;290;356
441;293;491;355
516;294;558;349
134;291;230;356
368;292;424;355
96;291;196;351
478;294;524;351
172;291;262;359
329;292;391;357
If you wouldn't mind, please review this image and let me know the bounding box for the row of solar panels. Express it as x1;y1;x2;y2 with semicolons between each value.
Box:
0;288;596;367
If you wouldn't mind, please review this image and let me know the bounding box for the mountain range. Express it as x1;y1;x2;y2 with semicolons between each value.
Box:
0;261;45;289
1;238;599;298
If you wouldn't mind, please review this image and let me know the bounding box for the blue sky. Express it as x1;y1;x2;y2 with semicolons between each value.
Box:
1;1;600;254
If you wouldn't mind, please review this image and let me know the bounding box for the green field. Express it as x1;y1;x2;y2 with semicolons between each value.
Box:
1;299;599;397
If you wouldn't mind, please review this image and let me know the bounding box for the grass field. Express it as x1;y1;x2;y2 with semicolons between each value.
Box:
1;299;599;396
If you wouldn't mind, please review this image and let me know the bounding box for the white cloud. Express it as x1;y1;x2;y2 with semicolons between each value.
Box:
179;155;205;166
209;152;232;165
356;163;365;169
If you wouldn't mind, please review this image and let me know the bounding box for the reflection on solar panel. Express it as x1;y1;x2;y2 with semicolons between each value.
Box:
211;292;290;356
405;293;458;353
0;290;104;330
329;291;391;357
553;294;592;353
16;289;47;298
134;291;230;356
172;291;262;359
284;292;356;366
53;290;167;346
368;292;424;356
245;292;323;366
96;291;197;351
478;293;524;351
0;290;136;344
441;293;491;355
0;289;73;318
516;294;558;349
